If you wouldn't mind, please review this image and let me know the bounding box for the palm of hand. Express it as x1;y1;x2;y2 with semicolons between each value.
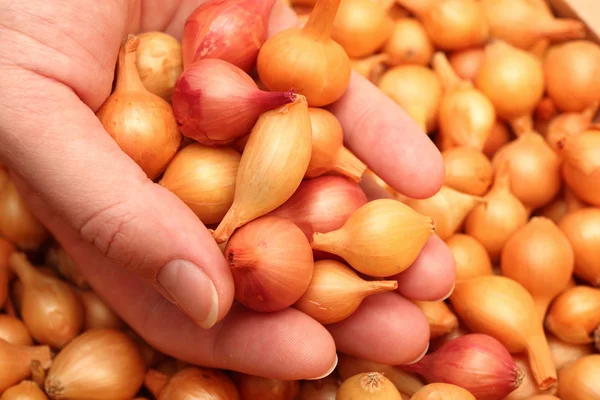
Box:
0;0;454;379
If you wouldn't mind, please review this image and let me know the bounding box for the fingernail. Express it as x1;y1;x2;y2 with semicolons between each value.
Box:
157;260;219;329
309;354;338;380
406;342;429;365
434;282;456;302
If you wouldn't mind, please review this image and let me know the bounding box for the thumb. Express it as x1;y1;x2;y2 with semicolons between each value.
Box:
0;69;234;328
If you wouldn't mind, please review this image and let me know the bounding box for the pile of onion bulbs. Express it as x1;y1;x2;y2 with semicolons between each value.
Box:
0;0;599;398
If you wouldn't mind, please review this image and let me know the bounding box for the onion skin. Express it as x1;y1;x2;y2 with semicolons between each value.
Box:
500;217;574;322
545;286;600;346
224;216;314;312
482;0;585;50
350;54;389;83
331;0;393;58
557;130;600;207
0;171;48;251
0;315;32;346
257;0;351;107
78;290;123;331
544;40;600;112
337;372;402;399
449;47;484;81
337;354;424;397
159;144;240;225
475;41;544;123
158;368;240;400
135;32;182;102
411;383;476;400
213;96;312;243
0;340;52;393
96;35;181;180
238;374;299;400
0;238;14;309
547;335;594;371
464;165;528;261
558;208;600;286
413;301;459;339
383;18;433;67
557;355;600;400
311;199;435;277
298;375;338;399
378;65;442;132
402;334;523;400
483;121;511;159
10;253;84;349
450;276;557;390
1;380;48;400
172;59;296;145
269;175;367;239
492;133;561;209
545;102;599;151
45;329;146;399
442;147;493;196
182;0;274;72
445;234;493;282
294;259;398;324
397;0;489;51
144;369;169;398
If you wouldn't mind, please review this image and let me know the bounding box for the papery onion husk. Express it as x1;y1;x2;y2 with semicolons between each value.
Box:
294;259;397;324
224;216;314;312
136;32;182;102
159;144;241;225
401;334;523;400
492;132;561;209
413;301;459;339
0;315;32;346
257;0;352;107
383;18;434;66
1;380;48;400
445;234;493;282
212;96;312;243
0;171;48;251
450;275;557;390
269;175;367;239
182;0;275;72
545;286;600;346
172;59;296;145
556;130;600;207
556;355;600;400
311;199;435;277
45;329;146;399
411;383;476;400
237;374;299;400
337;353;424;397
331;0;393;58
558;207;600;286
0;340;51;393
501;217;574;322
442;147;493;196
158;367;240;400
403;186;484;240
10;253;84;349
337;372;402;400
96;35;182;180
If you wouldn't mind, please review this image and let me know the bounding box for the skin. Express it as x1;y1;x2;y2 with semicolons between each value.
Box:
0;0;455;379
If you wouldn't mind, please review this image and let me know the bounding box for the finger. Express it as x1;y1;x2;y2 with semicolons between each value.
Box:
329;74;444;199
327;292;430;365
1;68;233;328
16;182;338;380
394;236;456;301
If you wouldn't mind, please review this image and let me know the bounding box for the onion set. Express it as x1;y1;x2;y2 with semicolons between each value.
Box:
547;335;594;371
294;260;397;324
135;32;182;102
445;233;493;282
237;374;299;400
449;47;484;81
337;372;402;399
96;34;181;180
557;355;600;400
157;368;240;400
558;208;600;286
382;18;433;66
545;286;600;346
311;199;435;277
411;383;476;400
0;315;32;346
412;301;459;339
45;245;87;289
442;147;493;196
0;237;14;309
1;380;48;400
0;339;51;393
557;130;600;207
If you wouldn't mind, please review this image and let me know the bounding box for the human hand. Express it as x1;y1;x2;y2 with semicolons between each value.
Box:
0;0;455;379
